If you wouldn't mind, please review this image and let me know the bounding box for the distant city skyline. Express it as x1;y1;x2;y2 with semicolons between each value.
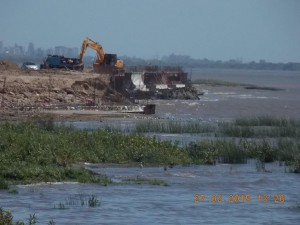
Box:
1;0;299;63
1;40;299;64
0;41;79;58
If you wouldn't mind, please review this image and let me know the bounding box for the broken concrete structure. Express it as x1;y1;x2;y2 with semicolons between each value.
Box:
112;66;199;100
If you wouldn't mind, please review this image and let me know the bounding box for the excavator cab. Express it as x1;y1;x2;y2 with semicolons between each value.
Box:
103;54;124;69
103;54;117;66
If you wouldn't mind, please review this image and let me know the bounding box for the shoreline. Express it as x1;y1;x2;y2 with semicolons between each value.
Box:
0;109;152;122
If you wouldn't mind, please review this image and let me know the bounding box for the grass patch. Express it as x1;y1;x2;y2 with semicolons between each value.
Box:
0;176;9;189
219;116;300;138
0;121;190;186
1;115;299;188
186;138;300;166
234;115;298;127
135;116;300;138
0;208;38;225
135;120;215;134
218;123;255;138
55;194;101;209
186;140;248;164
88;195;101;207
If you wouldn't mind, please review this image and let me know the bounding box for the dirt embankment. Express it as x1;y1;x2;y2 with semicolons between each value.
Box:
0;60;128;112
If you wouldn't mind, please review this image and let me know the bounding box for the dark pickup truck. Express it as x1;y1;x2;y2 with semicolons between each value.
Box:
40;55;83;71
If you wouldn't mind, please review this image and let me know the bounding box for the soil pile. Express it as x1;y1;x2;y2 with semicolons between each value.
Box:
0;60;20;71
0;69;127;110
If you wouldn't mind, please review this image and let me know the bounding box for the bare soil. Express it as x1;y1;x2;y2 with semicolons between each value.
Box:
0;60;132;121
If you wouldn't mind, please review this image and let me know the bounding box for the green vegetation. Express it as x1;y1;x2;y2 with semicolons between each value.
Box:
54;194;101;209
186;138;300;168
0;115;299;189
133;116;300;171
0;208;13;225
0;120;189;187
0;176;9;190
233;116;299;127
0;208;40;225
88;195;101;207
135;120;215;134
134;116;300;138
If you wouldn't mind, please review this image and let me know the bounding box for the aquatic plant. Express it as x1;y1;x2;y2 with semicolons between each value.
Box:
54;202;66;210
8;189;18;194
0;121;189;186
135;119;215;134
0;209;38;225
186;140;219;164
187;140;249;164
134;116;300;138
56;194;101;208
88;195;101;207
251;139;275;163
0;208;13;225
48;220;56;225
290;160;300;173
219;123;255;138
1;117;299;189
0;176;9;189
27;214;37;225
234;115;298;127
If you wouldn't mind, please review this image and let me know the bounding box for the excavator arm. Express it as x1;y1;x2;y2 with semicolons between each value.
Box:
79;37;105;65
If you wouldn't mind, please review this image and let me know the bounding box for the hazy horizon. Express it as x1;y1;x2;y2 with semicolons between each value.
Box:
1;0;300;63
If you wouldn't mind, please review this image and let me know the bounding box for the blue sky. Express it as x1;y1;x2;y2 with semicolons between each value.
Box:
1;0;299;62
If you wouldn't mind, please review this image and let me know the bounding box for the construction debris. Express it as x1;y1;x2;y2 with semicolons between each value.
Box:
113;66;200;100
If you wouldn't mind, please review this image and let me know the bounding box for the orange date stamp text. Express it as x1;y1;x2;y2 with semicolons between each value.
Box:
194;194;285;203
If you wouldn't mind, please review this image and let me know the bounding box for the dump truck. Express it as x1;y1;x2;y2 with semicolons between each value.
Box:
40;55;84;71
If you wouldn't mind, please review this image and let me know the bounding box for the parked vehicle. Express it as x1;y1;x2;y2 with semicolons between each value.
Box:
21;62;39;70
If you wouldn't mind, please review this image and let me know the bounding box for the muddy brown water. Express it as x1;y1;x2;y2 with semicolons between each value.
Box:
154;68;300;121
1;69;300;224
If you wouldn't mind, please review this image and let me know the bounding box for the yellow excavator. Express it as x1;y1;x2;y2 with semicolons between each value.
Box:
79;37;124;73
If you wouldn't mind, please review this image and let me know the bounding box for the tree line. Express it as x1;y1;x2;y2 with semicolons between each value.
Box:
1;53;300;71
122;54;300;71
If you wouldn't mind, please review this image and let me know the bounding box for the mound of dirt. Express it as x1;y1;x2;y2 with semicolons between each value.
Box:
0;60;20;71
0;70;128;110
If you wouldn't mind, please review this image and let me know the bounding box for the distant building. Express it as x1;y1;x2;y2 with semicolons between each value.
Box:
27;42;35;56
35;48;45;57
11;44;24;56
0;41;79;58
0;41;3;53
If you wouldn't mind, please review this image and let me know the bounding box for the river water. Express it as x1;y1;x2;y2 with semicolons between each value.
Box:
1;163;299;224
1;69;300;224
